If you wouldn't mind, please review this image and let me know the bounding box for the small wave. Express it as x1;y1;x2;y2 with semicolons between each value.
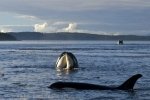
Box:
18;47;98;51
12;82;28;87
10;65;51;69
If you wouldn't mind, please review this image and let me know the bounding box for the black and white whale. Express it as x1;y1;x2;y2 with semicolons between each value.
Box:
56;52;78;70
49;74;142;90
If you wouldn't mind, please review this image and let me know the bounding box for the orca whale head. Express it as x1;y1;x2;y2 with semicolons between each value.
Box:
56;52;78;70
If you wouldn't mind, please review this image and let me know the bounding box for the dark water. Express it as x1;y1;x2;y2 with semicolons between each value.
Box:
0;41;150;100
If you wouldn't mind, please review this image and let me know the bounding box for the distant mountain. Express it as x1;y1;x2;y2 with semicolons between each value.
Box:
8;32;43;40
6;32;150;41
0;33;17;41
42;32;150;41
42;32;101;40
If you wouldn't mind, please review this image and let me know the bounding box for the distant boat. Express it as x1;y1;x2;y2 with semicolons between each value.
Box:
118;40;123;45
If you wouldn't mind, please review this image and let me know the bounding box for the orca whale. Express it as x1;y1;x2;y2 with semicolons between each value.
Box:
49;74;142;90
56;52;78;70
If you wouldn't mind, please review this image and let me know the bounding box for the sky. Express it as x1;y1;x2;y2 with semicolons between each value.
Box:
0;0;150;35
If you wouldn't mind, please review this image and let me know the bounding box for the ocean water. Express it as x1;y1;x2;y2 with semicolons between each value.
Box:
0;40;150;100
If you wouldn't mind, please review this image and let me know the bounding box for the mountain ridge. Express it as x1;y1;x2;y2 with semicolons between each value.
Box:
4;32;150;41
0;33;17;41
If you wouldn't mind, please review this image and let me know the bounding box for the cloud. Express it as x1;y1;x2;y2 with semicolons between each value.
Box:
31;21;150;36
16;15;37;20
0;0;149;12
33;22;90;33
34;22;48;32
58;22;108;35
33;22;79;33
0;25;34;32
64;23;77;32
0;0;149;36
53;21;68;26
0;22;149;36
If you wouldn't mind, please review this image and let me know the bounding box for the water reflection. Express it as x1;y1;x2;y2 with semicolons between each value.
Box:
56;69;78;76
89;90;139;100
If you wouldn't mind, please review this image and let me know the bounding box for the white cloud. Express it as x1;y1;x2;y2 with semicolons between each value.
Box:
53;21;68;26
64;23;77;32
33;22;90;33
32;21;149;36
17;15;37;20
34;22;48;32
33;22;79;33
58;22;109;35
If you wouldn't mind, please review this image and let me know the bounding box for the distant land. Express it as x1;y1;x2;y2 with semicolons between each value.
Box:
0;32;17;41
1;32;150;41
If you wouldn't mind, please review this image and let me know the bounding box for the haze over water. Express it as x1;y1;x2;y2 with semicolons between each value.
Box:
0;41;150;99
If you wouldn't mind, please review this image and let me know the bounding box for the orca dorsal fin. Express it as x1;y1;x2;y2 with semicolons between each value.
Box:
117;74;142;90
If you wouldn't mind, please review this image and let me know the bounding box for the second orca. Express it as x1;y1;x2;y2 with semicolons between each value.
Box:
49;74;142;90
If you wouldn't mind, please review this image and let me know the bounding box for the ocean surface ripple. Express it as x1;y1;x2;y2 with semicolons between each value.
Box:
0;41;150;99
